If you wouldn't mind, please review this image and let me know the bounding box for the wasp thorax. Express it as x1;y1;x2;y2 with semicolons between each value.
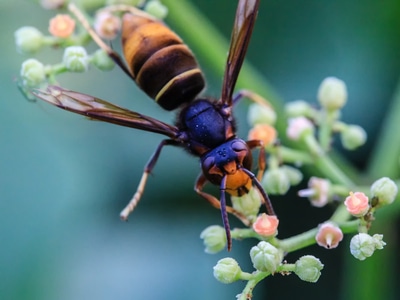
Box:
179;100;236;155
121;13;205;110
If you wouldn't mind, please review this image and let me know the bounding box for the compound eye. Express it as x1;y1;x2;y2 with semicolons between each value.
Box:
231;140;246;152
202;156;215;171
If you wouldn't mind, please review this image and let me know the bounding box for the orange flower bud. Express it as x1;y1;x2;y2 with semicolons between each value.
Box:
252;213;279;237
248;124;277;146
344;191;369;217
48;14;75;38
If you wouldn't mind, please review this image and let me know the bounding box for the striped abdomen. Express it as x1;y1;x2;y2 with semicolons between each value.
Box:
121;14;205;110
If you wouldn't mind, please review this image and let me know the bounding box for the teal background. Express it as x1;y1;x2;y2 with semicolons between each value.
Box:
1;0;400;299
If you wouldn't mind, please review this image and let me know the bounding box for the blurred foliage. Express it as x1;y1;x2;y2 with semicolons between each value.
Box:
1;0;399;299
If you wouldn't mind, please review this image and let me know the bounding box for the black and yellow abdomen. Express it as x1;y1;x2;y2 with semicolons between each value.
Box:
121;14;205;110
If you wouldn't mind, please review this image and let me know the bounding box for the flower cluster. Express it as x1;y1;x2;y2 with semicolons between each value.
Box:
15;0;168;95
200;77;398;297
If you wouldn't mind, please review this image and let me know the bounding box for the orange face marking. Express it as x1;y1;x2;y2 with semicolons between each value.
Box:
225;170;252;196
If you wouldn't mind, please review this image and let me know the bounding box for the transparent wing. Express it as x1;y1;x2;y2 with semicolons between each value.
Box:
220;0;260;106
32;86;180;139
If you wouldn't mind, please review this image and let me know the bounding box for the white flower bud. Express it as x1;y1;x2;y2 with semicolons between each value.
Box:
91;49;115;71
262;168;291;195
15;26;44;54
250;241;283;273
247;103;277;126
20;59;46;87
350;233;386;260
294;255;324;283
213;258;241;284
200;225;226;254
145;0;168;19
63;46;89;72
317;77;347;110
341;125;367;150
370;177;398;207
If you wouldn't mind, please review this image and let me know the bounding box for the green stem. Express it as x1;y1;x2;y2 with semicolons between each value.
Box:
270;146;313;165
314;154;355;187
231;228;263;240
318;109;337;152
274;219;359;253
238;271;270;300
275;227;318;253
329;204;351;223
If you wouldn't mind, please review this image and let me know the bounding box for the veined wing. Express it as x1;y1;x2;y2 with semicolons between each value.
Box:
220;0;260;106
33;86;180;139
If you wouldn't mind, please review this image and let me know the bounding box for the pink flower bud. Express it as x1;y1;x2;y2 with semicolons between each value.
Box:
315;222;343;249
252;213;279;237
94;11;121;40
48;14;75;38
298;177;330;207
286;116;314;140
344;192;369;217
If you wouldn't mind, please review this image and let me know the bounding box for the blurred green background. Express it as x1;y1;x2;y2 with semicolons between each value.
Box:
1;0;400;299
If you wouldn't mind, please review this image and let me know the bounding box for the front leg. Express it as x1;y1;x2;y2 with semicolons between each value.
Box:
245;139;276;216
194;173;251;227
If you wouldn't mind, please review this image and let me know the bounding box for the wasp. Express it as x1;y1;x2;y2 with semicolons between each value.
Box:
33;0;275;250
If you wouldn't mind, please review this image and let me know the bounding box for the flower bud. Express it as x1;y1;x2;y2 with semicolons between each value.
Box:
247;124;277;147
261;168;291;195
91;49;115;71
344;192;369;217
231;188;261;218
315;222;343;249
341;125;367;150
20;58;46;87
280;165;303;186
106;0;144;5
350;233;386;260
252;213;279;237
317;77;347;110
48;14;76;38
15;26;44;54
94;11;121;40
247;103;277;126
294;255;324;283
213;258;241;284
144;0;169;19
285;100;312;118
286;116;314;141
370;177;398;207
40;0;66;10
250;241;283;273
200;225;226;254
63;46;89;72
298;177;330;207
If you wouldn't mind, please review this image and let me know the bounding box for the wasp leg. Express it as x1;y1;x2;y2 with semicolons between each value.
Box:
68;3;135;80
244;139;276;216
241;168;276;216
120;139;179;220
246;139;266;181
218;175;232;251
194;174;250;227
232;89;273;108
